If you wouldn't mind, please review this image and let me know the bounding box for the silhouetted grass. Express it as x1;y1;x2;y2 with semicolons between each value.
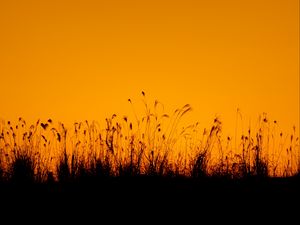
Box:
0;93;298;187
0;98;299;222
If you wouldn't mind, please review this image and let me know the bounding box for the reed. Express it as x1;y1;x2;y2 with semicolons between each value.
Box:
0;93;298;184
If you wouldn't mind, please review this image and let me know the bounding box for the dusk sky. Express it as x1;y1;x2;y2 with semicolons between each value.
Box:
0;0;298;136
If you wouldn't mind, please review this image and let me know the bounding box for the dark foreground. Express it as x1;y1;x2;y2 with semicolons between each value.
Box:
0;176;299;221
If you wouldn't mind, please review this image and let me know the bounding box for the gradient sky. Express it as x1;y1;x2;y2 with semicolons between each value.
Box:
0;0;299;136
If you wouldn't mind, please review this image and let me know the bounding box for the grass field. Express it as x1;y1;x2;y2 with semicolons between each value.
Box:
0;97;299;219
1;97;298;183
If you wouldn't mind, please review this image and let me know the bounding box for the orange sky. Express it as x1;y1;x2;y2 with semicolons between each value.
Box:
0;0;299;136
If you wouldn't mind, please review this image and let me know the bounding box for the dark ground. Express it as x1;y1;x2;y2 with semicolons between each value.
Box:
0;176;299;222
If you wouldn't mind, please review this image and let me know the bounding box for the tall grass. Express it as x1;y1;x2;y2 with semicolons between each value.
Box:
0;93;298;183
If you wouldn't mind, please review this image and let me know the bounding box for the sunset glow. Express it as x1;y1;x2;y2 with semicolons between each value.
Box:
0;0;299;137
